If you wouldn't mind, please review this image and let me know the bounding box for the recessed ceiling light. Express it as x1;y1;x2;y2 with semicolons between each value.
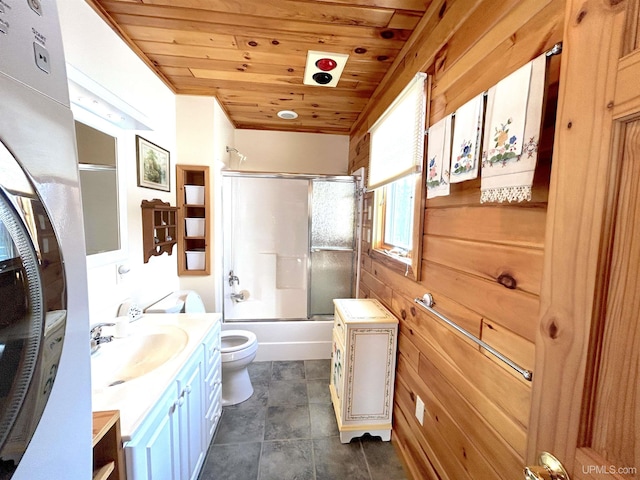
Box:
277;110;298;120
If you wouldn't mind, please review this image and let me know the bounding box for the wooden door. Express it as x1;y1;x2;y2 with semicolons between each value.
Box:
527;0;640;478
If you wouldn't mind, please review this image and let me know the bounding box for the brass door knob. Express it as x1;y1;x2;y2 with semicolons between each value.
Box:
524;452;570;480
524;465;554;480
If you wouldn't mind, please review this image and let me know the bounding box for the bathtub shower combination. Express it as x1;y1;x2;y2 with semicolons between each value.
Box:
222;171;359;327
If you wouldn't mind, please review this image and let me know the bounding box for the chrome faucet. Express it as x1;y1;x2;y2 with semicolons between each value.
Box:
90;322;115;354
228;270;240;287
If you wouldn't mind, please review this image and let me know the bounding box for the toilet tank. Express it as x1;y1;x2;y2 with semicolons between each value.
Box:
182;290;206;313
146;290;205;313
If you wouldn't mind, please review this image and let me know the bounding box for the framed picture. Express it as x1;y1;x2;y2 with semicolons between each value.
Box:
136;135;170;192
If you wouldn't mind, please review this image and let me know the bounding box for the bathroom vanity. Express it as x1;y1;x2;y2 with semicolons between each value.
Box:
91;313;221;480
330;299;398;443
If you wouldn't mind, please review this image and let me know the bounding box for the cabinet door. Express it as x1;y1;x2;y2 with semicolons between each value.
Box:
125;385;180;480
147;407;180;480
346;327;395;421
178;355;205;480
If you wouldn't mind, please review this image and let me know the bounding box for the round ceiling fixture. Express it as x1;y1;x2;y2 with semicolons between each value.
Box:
312;72;333;85
315;58;337;71
277;110;298;120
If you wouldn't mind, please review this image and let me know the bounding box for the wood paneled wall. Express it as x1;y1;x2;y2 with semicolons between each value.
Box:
348;1;566;478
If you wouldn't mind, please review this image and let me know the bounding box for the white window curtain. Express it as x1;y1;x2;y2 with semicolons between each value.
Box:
367;72;427;190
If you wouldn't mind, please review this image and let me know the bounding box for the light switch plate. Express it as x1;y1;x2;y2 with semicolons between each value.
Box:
415;395;425;425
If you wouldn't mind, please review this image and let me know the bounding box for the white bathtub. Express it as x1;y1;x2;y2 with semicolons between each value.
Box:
221;320;333;361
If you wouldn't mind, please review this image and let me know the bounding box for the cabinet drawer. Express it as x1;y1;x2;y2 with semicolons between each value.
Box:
205;382;222;439
205;347;221;377
206;341;220;366
203;321;221;371
206;383;221;421
205;365;222;402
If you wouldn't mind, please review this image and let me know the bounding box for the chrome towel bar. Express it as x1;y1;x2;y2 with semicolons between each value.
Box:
413;294;533;382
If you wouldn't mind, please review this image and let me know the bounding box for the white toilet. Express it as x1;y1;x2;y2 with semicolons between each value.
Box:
220;330;258;406
146;290;258;406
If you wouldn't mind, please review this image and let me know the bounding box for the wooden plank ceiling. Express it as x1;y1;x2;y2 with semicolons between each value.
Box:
85;0;430;135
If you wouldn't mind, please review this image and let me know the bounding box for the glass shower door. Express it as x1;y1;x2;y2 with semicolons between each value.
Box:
223;175;309;320
309;179;356;316
222;172;357;321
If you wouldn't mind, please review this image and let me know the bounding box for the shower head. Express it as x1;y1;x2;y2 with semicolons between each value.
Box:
226;146;247;165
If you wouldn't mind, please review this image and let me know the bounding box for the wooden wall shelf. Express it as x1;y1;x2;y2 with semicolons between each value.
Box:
176;165;210;275
141;199;178;263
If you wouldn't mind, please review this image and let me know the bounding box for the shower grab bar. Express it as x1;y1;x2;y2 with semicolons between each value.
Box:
414;294;533;382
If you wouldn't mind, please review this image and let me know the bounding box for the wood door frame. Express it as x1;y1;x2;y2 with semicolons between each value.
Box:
527;0;637;475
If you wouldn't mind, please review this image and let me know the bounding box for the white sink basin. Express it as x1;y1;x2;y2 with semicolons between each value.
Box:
91;324;189;390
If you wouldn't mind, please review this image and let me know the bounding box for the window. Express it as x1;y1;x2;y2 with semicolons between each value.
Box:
383;174;414;252
368;72;428;279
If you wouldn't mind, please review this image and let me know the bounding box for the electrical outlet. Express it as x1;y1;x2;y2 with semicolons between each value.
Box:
415;395;425;425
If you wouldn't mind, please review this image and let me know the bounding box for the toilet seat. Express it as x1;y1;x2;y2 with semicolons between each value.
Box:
221;330;258;362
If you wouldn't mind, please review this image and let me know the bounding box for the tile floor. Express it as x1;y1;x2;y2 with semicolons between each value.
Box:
198;360;408;480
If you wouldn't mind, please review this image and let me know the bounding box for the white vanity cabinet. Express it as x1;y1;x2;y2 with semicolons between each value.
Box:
124;320;221;480
124;350;203;480
330;298;398;444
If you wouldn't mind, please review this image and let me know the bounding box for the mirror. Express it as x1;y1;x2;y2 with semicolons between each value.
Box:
72;107;127;266
76;121;120;255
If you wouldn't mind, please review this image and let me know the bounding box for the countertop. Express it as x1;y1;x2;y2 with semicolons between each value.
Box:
90;313;221;441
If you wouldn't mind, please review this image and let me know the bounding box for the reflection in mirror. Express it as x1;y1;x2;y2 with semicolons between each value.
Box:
75;121;120;256
0;145;67;472
0;220;16;261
